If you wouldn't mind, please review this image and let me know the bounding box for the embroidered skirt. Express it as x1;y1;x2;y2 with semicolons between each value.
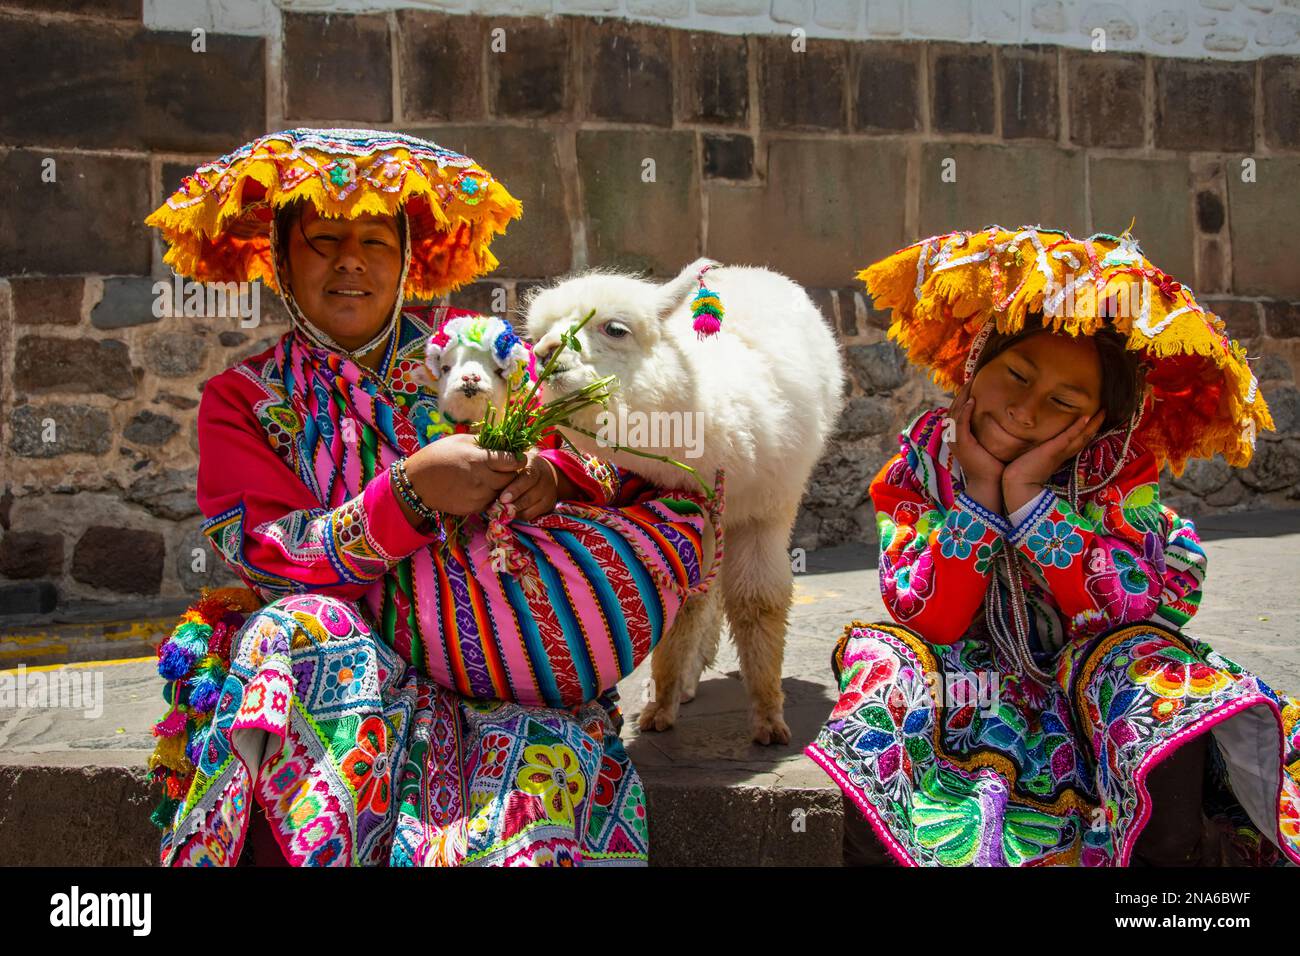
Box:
157;594;649;866
806;620;1300;866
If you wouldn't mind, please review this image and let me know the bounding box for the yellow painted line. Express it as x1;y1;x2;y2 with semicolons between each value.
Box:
0;655;156;676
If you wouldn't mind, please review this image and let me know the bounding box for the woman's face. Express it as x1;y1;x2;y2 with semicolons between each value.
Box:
968;331;1103;463
282;204;403;351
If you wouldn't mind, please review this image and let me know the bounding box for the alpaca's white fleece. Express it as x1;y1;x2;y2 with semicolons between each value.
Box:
524;259;845;525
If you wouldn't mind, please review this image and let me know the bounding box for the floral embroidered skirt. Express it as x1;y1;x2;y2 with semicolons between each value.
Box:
157;594;649;866
806;620;1300;866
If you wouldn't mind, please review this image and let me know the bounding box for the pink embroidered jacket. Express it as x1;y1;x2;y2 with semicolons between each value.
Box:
872;408;1207;650
196;315;627;602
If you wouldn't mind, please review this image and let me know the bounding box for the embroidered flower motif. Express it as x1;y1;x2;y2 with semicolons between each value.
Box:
478;731;512;780
1127;639;1232;700
937;509;986;561
1107;550;1147;594
1151;697;1183;721
454;170;486;205
322;650;368;704
342;715;391;816
831;645;899;719
883;552;937;622
516;743;585;825
848;676;934;797
974;537;1004;574
1027;518;1084;569
592;755;624;808
324;158;357;190
1084;549;1163;625
526;843;578;867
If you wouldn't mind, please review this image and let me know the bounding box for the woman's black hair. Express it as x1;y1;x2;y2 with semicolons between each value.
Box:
274;199;326;261
971;316;1146;433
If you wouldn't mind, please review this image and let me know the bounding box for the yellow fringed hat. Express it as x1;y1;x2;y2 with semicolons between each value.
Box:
860;225;1274;477
145;128;523;301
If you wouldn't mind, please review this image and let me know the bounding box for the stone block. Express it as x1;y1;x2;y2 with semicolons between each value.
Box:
284;13;392;122
930;43;995;135
398;10;485;122
1155;59;1254;153
9;405;113;458
578;129;700;275
1228;159;1300;297
0;151;151;276
1089;157;1195;286
852;42;922;133
584;21;673;127
10;278;84;327
14;337;136;399
488;17;573;119
706;138;907;288
1000;45;1058;141
759;35;848;131
71;526;166;595
678;31;750;126
1067;51;1145;149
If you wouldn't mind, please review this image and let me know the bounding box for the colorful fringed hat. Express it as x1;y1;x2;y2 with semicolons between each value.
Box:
145;128;523;301
860;225;1274;476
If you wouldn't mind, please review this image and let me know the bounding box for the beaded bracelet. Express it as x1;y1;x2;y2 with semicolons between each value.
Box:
390;457;441;530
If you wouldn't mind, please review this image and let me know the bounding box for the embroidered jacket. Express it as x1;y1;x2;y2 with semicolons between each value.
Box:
872;408;1207;649
197;307;630;602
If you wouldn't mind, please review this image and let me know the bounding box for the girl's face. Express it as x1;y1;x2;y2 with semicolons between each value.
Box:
969;331;1103;463
282;204;403;351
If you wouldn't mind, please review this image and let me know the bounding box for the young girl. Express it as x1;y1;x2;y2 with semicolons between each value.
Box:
806;226;1300;867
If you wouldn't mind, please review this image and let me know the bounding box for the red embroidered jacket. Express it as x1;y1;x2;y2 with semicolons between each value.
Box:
872;409;1207;649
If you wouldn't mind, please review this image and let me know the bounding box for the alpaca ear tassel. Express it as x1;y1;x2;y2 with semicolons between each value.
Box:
691;265;724;339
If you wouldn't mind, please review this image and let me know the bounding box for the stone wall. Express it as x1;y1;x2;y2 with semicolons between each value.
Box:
2;0;1299;609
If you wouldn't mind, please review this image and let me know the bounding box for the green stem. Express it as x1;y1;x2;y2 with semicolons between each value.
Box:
561;423;714;499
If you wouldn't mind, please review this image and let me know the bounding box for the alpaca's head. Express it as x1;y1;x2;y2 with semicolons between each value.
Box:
522;258;718;431
420;314;532;426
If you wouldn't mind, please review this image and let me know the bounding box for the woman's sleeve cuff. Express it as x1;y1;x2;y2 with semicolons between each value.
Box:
362;466;445;558
538;448;615;505
955;491;1012;538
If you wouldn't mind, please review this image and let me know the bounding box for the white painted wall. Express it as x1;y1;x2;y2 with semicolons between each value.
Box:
144;0;1300;60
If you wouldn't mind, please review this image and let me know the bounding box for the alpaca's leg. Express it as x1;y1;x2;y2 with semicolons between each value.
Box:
722;519;794;745
637;592;707;732
678;584;724;704
637;510;720;731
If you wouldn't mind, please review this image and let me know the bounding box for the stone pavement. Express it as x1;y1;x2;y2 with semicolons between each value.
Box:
0;510;1297;866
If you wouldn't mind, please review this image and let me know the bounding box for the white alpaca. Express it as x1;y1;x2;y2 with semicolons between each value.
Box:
524;258;845;744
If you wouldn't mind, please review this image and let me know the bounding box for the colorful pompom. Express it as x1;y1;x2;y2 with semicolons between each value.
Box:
158;642;197;681
691;282;725;339
188;678;222;714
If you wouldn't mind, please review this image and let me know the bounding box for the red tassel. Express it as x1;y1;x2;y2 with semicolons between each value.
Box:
154;707;188;738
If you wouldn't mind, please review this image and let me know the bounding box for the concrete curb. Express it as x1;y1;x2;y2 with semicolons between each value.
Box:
0;762;844;866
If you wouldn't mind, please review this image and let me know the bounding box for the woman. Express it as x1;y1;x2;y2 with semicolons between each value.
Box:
808;226;1300;867
144;129;718;867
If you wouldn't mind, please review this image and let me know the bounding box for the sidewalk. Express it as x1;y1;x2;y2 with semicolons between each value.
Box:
1;510;1297;866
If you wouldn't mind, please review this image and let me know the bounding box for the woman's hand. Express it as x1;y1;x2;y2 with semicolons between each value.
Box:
948;382;1006;513
401;433;522;517
1002;410;1104;513
498;448;580;522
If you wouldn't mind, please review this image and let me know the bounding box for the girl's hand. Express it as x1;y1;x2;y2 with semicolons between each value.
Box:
1002;410;1104;512
948;382;1006;512
402;433;521;517
498;447;571;522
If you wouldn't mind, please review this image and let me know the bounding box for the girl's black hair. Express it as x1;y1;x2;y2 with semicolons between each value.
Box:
971;317;1146;433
